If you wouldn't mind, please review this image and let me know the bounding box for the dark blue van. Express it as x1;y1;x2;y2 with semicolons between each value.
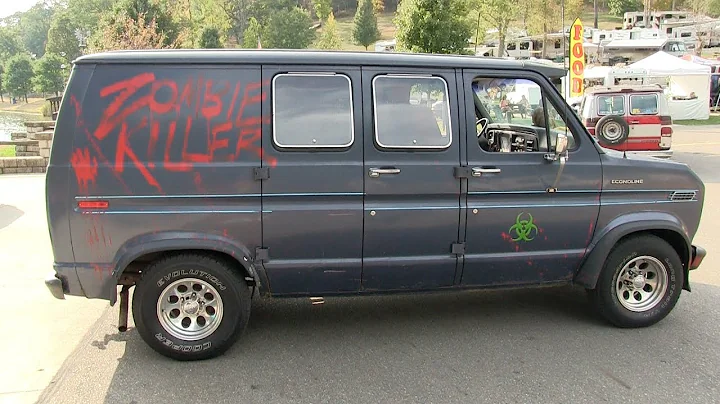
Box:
44;50;706;360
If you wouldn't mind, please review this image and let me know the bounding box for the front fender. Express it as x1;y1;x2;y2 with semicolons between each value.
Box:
574;211;691;290
101;231;261;305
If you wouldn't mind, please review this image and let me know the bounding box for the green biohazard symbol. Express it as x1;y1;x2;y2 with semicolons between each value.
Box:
509;212;538;242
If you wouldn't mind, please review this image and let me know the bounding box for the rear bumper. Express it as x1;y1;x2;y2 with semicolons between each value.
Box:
44;264;86;300
626;149;673;159
690;245;706;270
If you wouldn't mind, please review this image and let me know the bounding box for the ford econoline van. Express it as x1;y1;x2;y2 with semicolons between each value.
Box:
44;50;706;361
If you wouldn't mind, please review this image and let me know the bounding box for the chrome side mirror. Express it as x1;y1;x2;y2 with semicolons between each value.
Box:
555;132;569;157
544;132;569;163
546;132;569;193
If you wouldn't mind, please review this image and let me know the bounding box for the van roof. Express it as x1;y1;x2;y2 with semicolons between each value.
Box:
585;84;664;94
73;49;568;78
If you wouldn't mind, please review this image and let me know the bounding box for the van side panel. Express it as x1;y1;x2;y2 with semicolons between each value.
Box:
65;64;264;299
46;65;94;296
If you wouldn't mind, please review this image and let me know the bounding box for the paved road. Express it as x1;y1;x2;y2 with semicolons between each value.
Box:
1;125;720;404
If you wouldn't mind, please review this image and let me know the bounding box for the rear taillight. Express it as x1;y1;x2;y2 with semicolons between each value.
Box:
77;200;109;210
661;127;673;136
660;115;673;125
588;128;595;135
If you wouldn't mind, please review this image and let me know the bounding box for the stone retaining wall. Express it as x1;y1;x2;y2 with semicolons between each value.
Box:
0;120;54;175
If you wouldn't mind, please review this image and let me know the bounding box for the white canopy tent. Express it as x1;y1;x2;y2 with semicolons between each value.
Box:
629;51;711;120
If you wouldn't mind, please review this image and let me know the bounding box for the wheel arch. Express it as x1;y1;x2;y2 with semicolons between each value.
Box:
574;213;692;292
108;231;266;305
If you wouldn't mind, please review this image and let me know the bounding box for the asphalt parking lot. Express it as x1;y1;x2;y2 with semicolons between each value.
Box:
2;126;720;404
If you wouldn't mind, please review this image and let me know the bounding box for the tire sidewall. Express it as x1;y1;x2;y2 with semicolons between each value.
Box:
600;239;683;326
133;258;248;359
596;115;629;146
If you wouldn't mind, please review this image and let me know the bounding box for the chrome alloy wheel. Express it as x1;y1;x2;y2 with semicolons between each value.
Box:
157;278;224;341
601;121;624;142
615;256;669;312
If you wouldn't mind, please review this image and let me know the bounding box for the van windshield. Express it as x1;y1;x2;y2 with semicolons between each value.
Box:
597;95;625;115
630;94;659;115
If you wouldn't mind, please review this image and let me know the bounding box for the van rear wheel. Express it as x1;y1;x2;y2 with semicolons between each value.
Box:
588;235;684;328
132;254;251;361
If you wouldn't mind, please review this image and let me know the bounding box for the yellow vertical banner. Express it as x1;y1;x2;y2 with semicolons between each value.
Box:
569;18;585;99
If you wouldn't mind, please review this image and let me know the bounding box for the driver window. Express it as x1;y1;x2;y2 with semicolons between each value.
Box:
471;76;577;153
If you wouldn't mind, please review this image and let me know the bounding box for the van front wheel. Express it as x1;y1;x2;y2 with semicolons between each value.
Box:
132;254;251;360
588;235;684;328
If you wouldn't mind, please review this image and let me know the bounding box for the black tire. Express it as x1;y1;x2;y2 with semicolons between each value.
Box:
595;115;630;146
588;235;684;328
132;254;251;361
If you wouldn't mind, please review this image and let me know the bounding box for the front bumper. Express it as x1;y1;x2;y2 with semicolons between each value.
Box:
690;245;706;270
626;149;673;159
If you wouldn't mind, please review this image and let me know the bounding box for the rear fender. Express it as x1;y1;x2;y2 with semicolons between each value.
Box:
102;232;263;305
574;212;691;291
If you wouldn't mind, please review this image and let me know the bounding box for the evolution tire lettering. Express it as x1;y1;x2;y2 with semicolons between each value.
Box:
69;72;272;193
156;269;227;290
154;333;212;352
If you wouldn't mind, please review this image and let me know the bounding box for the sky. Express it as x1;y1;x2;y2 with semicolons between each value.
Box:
0;0;40;19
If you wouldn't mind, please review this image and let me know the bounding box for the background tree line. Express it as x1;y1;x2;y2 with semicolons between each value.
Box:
3;0;720;103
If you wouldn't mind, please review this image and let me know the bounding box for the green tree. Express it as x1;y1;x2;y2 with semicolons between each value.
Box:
0;26;22;60
0;64;4;102
353;0;381;50
395;0;473;54
65;0;115;32
199;26;223;48
33;53;65;96
89;12;176;51
263;7;316;49
312;0;333;22
473;0;520;56
316;12;342;49
98;0;180;48
17;2;55;58
242;17;263;48
608;0;642;16
372;0;386;13
46;11;82;64
3;54;35;102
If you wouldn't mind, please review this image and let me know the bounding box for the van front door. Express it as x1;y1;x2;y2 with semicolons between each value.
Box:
460;71;602;286
361;68;461;291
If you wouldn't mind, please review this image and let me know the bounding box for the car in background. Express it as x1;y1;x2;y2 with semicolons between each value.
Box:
579;85;673;158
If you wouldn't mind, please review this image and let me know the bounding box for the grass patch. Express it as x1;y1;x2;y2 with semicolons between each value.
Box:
0;146;16;157
675;115;720;125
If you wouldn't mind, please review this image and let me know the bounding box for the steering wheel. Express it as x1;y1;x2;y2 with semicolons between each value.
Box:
476;118;489;138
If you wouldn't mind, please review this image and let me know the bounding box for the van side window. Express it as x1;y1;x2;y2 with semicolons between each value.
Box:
372;75;451;149
630;94;659;115
597;95;625;115
272;73;354;148
470;76;578;153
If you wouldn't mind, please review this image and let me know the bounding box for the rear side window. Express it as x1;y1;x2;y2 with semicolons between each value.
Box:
597;95;625;115
372;75;451;149
630;94;659;115
272;73;353;148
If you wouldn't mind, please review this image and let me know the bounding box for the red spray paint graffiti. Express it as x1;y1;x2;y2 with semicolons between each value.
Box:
69;72;273;194
70;148;98;194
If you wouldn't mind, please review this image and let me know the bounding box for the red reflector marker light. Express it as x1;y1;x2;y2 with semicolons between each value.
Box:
78;201;109;209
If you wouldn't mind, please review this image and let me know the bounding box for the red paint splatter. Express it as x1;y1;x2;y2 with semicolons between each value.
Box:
501;232;512;241
70;148;98;194
222;229;228;237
